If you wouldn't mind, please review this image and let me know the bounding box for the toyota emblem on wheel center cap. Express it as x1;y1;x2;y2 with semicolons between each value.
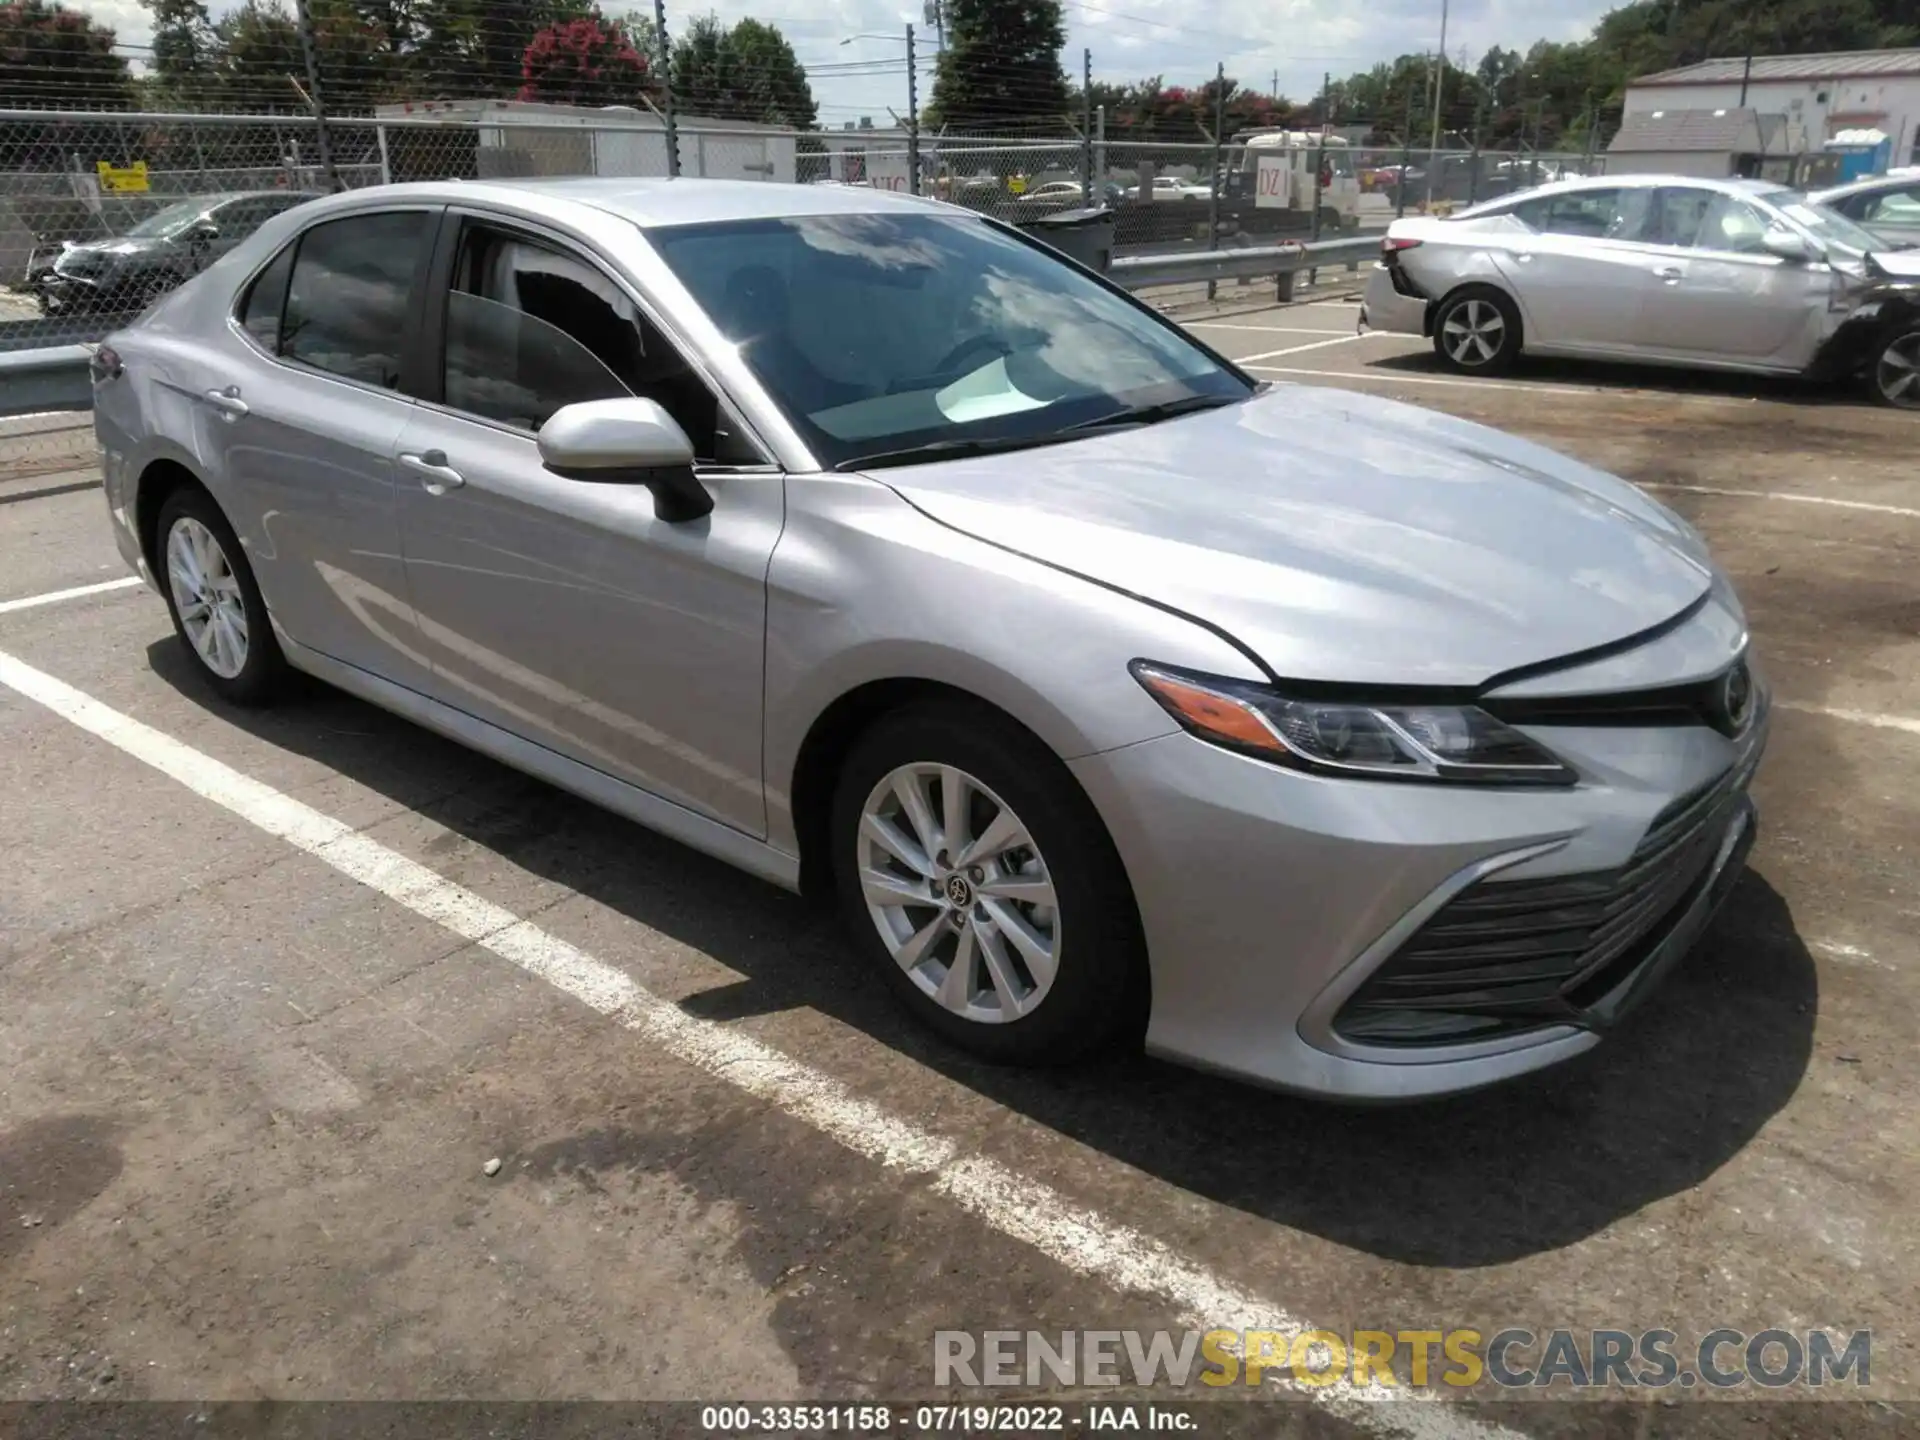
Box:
944;874;974;908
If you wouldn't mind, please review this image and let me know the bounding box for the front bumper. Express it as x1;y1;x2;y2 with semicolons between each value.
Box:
1070;695;1768;1101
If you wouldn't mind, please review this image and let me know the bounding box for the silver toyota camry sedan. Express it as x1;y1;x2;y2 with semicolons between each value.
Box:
92;179;1768;1100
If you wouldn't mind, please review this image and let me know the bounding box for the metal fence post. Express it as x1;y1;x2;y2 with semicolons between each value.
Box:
1396;87;1413;218
654;0;680;177
291;0;339;191
1206;61;1225;301
376;123;391;185
1081;48;1093;198
906;24;921;196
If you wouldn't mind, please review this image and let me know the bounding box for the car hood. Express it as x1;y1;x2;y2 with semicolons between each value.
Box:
870;385;1716;688
1867;247;1920;279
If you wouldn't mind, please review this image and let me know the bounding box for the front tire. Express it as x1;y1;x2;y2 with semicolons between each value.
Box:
1433;287;1522;375
1869;325;1920;410
830;703;1145;1065
157;486;291;706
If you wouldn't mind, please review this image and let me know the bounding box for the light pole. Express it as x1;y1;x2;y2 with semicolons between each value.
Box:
839;30;921;196
1423;0;1448;208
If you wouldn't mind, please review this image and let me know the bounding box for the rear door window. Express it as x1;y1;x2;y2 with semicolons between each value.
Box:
281;211;432;389
1511;187;1650;241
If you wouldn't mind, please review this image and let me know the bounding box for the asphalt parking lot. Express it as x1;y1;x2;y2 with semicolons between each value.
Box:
2;296;1917;1436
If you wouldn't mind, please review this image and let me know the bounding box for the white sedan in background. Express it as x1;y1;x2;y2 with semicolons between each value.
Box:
1360;174;1920;407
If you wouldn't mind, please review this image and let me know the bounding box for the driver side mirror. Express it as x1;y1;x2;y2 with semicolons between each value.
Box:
189;219;219;242
1761;226;1816;263
538;397;713;524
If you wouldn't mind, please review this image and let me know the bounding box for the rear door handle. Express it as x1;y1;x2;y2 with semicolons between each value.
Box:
399;449;466;494
202;385;248;418
1654;266;1686;282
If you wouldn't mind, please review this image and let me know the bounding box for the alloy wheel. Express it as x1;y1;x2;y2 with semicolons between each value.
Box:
856;762;1060;1024
165;515;250;679
1443;299;1506;367
1877;332;1920;409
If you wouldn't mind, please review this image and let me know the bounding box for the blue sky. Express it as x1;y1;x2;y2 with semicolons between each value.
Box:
85;0;1624;125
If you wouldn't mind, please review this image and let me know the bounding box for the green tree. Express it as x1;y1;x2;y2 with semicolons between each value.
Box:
0;0;135;109
670;15;814;128
145;0;217;102
929;0;1067;133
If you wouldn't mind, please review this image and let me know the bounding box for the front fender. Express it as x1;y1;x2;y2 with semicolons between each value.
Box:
762;473;1264;855
1807;284;1920;381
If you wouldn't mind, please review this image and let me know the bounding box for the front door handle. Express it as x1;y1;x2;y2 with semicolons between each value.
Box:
202;385;248;418
399;449;466;494
1653;266;1686;282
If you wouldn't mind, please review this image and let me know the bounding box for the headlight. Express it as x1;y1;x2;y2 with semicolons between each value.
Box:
1131;662;1576;786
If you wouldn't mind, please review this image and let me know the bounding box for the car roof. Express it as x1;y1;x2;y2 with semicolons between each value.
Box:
324;176;952;229
1455;173;1785;215
1813;167;1920;200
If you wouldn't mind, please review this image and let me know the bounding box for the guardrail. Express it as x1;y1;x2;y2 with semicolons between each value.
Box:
1110;235;1380;299
0;344;95;418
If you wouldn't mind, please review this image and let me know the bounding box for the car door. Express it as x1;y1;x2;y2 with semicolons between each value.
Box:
1487;186;1660;352
196;207;439;694
392;211;782;837
1634;188;1834;366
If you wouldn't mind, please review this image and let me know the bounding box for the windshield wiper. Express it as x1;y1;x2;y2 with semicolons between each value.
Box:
835;432;1076;472
1064;392;1244;433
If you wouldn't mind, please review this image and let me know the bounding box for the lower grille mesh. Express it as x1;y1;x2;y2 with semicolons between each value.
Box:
1334;747;1761;1046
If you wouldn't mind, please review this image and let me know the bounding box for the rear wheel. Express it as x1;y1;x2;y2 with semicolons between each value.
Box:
1433;287;1521;375
1869;326;1920;410
830;703;1145;1065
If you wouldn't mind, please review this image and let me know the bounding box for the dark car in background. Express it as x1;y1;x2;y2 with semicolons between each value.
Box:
30;190;322;316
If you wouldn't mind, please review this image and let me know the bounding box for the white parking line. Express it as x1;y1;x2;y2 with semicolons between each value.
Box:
1236;334;1376;364
1638;483;1920;521
0;575;142;616
0;644;1514;1440
1190;322;1364;336
1776;701;1920;736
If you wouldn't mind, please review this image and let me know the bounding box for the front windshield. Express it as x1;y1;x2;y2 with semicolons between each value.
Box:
123;199;212;240
1759;189;1886;254
649;211;1250;468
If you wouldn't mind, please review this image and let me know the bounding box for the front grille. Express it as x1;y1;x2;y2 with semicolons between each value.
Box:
1334;745;1761;1047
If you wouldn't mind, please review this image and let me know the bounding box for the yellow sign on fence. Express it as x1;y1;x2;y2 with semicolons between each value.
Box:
95;161;150;193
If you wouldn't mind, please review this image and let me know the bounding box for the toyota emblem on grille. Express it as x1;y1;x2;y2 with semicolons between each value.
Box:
1718;661;1754;734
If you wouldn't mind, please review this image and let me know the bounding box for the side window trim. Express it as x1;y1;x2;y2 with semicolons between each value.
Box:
228;204;445;403
417;207;776;468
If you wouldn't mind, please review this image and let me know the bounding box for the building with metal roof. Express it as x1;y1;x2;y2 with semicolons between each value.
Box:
1622;48;1920;173
1634;49;1920;87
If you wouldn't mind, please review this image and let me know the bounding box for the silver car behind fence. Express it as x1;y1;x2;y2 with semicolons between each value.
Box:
94;178;1768;1100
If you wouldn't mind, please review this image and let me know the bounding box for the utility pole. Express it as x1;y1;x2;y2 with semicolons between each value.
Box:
906;24;921;196
1081;48;1094;197
1271;68;1279;99
1425;0;1448;209
1738;51;1754;108
654;0;679;177
291;0;338;191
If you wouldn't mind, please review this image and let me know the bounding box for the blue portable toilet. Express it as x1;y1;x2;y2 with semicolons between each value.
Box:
1825;129;1893;183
